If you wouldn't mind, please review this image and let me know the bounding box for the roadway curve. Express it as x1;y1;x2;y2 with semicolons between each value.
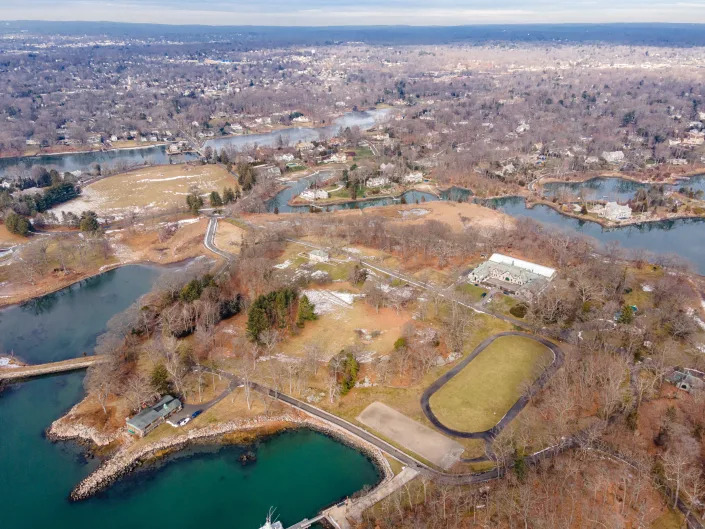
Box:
420;331;564;440
203;216;235;261
198;365;572;485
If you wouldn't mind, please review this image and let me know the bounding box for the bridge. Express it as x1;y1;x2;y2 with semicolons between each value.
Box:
285;513;327;529
0;355;106;381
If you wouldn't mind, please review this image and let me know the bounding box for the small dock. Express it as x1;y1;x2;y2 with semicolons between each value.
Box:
0;355;106;381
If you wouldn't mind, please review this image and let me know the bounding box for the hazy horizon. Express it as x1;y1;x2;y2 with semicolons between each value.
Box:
1;1;705;26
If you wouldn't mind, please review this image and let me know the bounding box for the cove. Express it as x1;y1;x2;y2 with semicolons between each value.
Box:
541;174;705;202
0;264;161;364
0;266;381;529
0;374;380;529
266;171;468;214
491;196;705;273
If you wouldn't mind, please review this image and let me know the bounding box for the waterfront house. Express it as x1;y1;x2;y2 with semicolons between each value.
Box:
366;177;389;188
403;172;423;184
126;395;182;437
592;201;632;221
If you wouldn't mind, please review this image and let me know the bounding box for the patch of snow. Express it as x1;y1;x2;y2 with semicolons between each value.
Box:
0;357;21;368
274;260;292;270
301;289;357;314
641;284;653;292
399;208;430;219
135;174;201;183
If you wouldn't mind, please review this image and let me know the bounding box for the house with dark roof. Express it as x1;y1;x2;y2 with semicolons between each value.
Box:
126;395;182;437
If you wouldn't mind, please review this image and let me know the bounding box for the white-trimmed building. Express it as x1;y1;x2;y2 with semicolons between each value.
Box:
468;253;555;300
403;172;423;184
592;201;632;221
300;189;329;201
366;177;389;188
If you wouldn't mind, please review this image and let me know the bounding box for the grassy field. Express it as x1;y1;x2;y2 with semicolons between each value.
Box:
50;163;238;217
428;335;554;433
456;283;487;303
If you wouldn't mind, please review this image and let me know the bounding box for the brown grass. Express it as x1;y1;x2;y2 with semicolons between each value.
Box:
50;163;239;217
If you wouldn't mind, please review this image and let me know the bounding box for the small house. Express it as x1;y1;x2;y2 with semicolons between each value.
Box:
126;395;182;437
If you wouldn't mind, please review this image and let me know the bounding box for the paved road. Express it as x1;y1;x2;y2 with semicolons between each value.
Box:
168;368;240;424
420;331;564;441
203;216;234;261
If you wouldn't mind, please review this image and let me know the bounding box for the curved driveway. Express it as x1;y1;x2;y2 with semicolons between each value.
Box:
420;331;564;441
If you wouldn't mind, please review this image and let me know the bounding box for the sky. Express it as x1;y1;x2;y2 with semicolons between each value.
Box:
1;0;705;26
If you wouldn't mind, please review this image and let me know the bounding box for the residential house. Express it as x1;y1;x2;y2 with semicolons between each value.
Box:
126;395;182;437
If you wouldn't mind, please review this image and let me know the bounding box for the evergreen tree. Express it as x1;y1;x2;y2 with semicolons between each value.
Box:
222;187;236;204
5;211;31;236
79;210;100;232
296;295;317;328
209;191;223;207
150;364;170;394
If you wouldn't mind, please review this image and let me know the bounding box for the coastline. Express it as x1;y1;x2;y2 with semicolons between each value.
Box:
0;142;169;161
536;166;705;187
526;197;705;229
59;411;392;502
287;184;441;209
0;256;204;310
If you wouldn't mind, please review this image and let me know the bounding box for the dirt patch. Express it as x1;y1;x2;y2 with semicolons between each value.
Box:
0;224;27;246
213;221;245;255
278;299;411;362
394;201;512;232
116;218;210;264
357;401;464;469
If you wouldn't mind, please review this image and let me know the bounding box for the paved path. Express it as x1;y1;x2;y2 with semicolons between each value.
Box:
203;216;234;261
167;368;241;424
0;355;106;381
420;331;564;441
325;467;420;529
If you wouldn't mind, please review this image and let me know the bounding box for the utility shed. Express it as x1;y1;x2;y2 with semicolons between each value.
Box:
126;395;182;437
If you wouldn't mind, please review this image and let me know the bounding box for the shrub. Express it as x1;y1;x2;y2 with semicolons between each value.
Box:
509;303;528;318
5;211;31;236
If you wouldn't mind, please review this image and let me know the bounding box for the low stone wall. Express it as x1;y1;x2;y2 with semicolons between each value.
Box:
68;411;392;502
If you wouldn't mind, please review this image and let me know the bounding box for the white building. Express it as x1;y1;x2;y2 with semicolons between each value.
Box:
326;153;347;164
300;189;329;201
274;153;295;162
402;172;423;184
592;201;632;221
366;177;389;188
601;151;625;164
468;253;555;300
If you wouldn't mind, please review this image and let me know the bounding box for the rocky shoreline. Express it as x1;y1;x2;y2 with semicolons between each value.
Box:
47;402;124;447
67;411;392;502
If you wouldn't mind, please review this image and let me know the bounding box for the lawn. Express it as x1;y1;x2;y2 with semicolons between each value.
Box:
456;283;487;303
428;335;554;433
49;163;238;217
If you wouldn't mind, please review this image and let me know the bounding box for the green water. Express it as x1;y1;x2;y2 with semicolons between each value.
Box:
0;265;161;363
0;266;381;528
